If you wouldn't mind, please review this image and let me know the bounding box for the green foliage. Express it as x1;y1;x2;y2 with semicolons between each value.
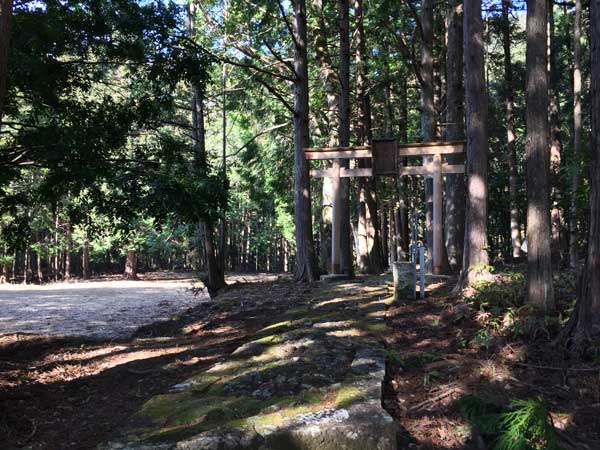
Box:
470;328;494;350
456;395;564;450
496;399;563;450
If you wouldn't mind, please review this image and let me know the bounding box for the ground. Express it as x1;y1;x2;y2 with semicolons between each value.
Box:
0;273;206;338
1;270;599;450
384;272;600;449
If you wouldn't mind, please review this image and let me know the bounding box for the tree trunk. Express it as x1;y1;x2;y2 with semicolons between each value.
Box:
444;0;466;272
525;0;554;310
82;236;90;280
569;0;582;268
548;0;564;262
560;0;600;342
338;0;353;277
219;60;228;275
398;78;410;257
502;0;523;261
0;0;12;128
64;220;72;280
421;0;436;257
355;0;384;274
54;212;59;281
36;243;43;283
457;0;490;289
292;0;317;282
124;250;138;280
188;1;226;293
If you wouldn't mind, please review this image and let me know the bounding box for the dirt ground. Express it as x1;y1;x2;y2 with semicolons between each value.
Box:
2;272;600;450
0;272;207;339
0;272;296;450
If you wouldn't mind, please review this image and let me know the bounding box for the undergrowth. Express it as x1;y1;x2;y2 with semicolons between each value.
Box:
456;395;564;450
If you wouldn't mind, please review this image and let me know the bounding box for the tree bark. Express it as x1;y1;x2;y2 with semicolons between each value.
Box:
338;0;353;277
355;0;384;274
188;0;226;293
525;0;555;310
314;0;335;274
560;0;600;342
292;0;317;282
82;236;90;280
444;0;466;272
398;77;410;258
0;0;12;128
569;0;582;268
124;250;138;280
64;220;72;280
502;0;523;261
457;0;490;289
421;0;436;257
548;0;564;262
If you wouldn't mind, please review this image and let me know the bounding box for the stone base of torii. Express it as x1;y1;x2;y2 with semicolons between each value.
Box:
305;139;465;279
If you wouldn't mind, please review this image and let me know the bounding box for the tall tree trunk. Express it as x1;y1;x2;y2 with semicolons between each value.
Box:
548;0;564;262
355;0;384;274
23;246;30;284
36;239;43;283
398;77;410;258
458;0;490;289
219;61;228;274
421;0;436;257
338;0;353;276
0;0;12;128
569;0;582;268
444;0;466;272
560;0;600;342
314;0;335;273
292;0;317;281
124;250;138;280
526;0;555;310
82;236;90;280
64;220;72;280
54;211;59;281
188;0;226;293
502;0;523;261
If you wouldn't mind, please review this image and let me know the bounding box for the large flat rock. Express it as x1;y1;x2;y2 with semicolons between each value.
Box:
101;278;398;450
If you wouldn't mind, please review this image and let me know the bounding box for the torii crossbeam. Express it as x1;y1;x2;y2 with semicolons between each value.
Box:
305;139;466;276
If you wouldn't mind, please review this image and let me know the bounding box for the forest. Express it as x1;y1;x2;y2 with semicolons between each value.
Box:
0;0;600;448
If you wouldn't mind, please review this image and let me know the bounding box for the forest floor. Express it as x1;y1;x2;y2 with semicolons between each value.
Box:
1;270;599;450
384;270;600;449
0;272;281;450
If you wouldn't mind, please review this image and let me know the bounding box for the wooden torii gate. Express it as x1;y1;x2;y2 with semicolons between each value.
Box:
305;139;466;275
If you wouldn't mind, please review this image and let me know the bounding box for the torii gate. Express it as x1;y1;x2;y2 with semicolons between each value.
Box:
304;139;466;275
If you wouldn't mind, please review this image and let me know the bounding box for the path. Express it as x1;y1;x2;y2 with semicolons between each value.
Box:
0;273;206;339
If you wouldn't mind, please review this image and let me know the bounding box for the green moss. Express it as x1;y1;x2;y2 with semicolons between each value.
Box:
334;385;364;408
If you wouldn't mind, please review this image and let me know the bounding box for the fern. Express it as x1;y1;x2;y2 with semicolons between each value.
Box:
455;395;563;450
495;399;563;450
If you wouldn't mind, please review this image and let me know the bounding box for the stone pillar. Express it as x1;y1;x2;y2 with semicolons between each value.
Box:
392;261;416;301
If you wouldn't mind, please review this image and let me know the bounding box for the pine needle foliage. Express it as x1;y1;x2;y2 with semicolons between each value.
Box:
456;395;564;450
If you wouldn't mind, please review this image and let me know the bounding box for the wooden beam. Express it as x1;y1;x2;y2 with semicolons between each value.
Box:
304;145;370;152
305;149;372;160
398;164;465;176
397;142;465;156
310;167;373;178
